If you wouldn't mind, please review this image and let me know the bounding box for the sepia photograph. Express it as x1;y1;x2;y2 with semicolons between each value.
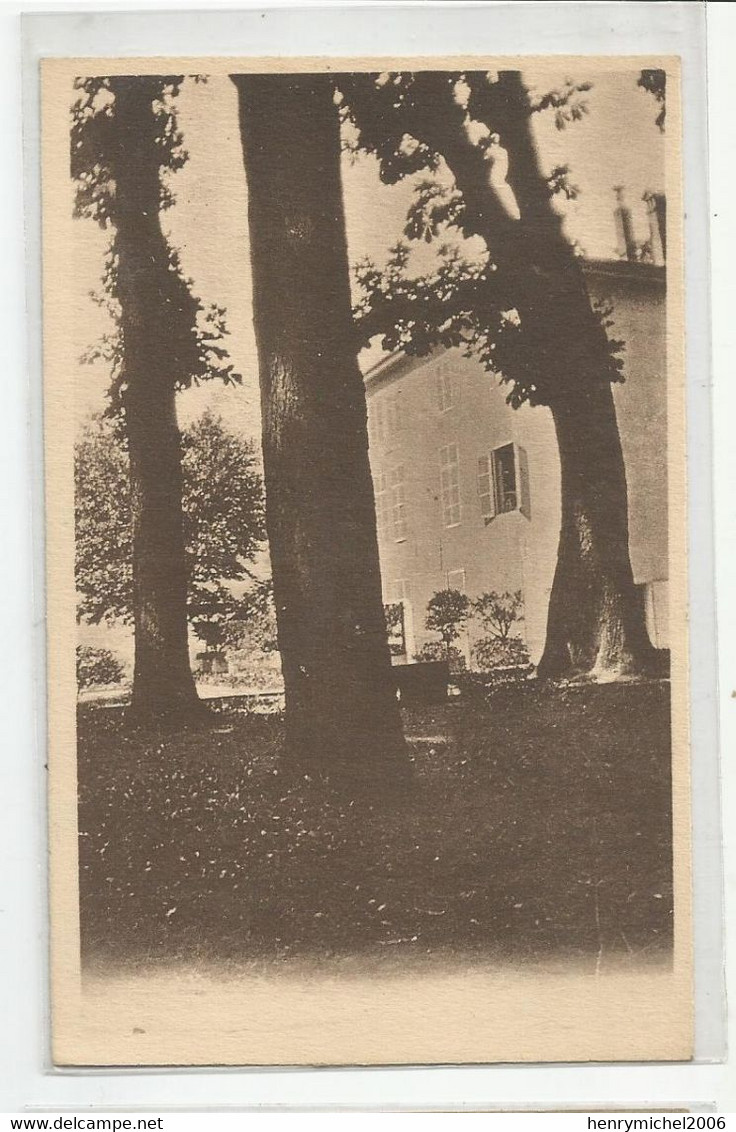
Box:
42;55;691;1065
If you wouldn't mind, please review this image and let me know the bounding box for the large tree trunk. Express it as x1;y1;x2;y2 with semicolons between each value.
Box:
538;383;657;679
232;74;409;786
490;71;660;679
111;78;202;723
411;70;660;679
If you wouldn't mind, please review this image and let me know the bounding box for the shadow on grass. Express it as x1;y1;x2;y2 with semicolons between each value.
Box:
77;680;673;971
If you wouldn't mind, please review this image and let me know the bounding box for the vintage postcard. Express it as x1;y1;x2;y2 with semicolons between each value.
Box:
43;54;691;1065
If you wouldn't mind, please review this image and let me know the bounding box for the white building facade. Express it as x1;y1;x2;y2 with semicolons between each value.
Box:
365;258;668;667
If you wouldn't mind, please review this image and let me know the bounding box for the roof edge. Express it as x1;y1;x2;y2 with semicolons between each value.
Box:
361;257;666;388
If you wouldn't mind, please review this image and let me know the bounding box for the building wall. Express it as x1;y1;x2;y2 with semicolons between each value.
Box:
365;261;668;666
367;349;530;665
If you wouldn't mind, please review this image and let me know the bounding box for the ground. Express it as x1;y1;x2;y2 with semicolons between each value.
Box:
77;681;673;971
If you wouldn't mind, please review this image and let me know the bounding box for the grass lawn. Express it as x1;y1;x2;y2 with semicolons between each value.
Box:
77;681;673;970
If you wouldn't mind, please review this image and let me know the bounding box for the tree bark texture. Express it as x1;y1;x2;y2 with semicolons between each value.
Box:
541;385;657;678
409;71;660;678
232;74;409;783
110;79;202;722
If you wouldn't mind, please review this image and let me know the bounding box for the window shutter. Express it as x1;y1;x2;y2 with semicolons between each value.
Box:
477;455;495;519
436;370;446;412
391;465;407;540
391;393;401;436
447;568;466;592
491;448;502;515
373;473;384;537
440;444;461;526
437;359;455;412
376;399;385;443
517;445;531;520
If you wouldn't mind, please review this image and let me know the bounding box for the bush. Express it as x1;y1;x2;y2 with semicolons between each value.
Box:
384;602;406;657
473;590;524;640
222;644;284;691
414;641;467;674
198;663;283;692
472;635;531;673
76;646;127;689
425;588;471;649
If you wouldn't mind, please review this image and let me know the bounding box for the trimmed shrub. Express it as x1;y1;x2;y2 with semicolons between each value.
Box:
76;645;127;689
472;635;531;672
414;640;467;675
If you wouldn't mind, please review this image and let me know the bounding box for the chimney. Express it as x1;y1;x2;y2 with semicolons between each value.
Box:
643;191;666;265
613;185;637;262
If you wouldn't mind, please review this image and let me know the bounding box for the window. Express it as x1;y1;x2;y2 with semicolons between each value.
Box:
369;392;401;446
370;399;384;446
388;392;401;436
440;443;461;527
494;443;517;513
436;362;456;412
376;466;408;541
390;465;407;541
477;443;531;520
477;455;494;518
447;568;466;592
374;472;389;539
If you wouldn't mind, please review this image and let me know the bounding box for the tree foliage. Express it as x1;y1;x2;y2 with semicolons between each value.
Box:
471;590;529;673
637;69;665;133
383;601;406;657
75;411;266;635
74;416;133;623
72;76;245;720
343;69;660;681
425;588;471;652
71;76;240;414
529;79;592;127
76;645;127;689
344;71;625;409
224;579;278;654
472;635;530;673
419;588;528;673
414;640;467;674
473;589;524;642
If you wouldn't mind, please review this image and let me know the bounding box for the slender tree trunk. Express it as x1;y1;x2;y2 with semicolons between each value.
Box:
411;71;660;679
111;78;202;723
125;380;201;720
232;74;409;786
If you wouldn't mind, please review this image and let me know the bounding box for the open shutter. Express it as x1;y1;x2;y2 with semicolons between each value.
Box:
517;445;531;520
477;454;496;519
